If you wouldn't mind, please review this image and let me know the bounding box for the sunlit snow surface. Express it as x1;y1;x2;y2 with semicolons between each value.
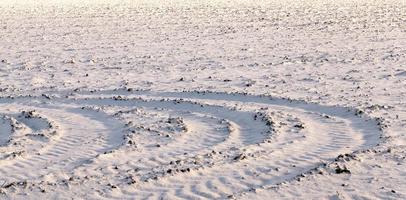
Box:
0;0;405;199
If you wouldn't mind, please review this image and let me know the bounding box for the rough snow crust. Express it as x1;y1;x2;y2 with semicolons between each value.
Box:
0;0;405;199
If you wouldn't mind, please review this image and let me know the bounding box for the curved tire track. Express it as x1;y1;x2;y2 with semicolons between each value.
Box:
0;90;381;199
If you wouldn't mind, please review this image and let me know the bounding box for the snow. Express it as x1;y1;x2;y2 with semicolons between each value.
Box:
0;0;405;199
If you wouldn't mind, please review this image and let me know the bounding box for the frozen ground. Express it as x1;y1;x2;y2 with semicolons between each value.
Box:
0;0;405;199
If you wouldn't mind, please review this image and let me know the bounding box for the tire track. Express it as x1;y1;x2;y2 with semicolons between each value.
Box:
0;90;381;199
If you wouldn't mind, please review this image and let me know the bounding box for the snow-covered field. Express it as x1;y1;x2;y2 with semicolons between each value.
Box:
0;0;405;199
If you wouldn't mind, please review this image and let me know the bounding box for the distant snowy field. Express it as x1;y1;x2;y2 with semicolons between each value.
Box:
0;0;405;199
